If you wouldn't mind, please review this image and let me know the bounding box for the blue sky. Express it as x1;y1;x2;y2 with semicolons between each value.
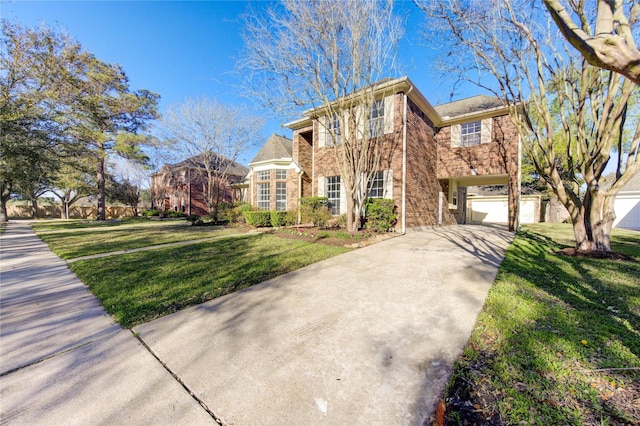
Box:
2;0;469;165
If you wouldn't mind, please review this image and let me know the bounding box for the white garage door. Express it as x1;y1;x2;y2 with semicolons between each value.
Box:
468;198;536;224
614;194;640;230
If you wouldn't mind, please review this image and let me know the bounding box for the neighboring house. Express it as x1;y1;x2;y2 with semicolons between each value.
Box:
247;76;520;231
613;171;640;230
151;154;249;216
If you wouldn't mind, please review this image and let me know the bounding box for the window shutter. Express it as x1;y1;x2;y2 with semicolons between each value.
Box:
339;177;347;215
451;124;461;147
384;95;395;134
356;105;365;139
481;118;492;144
317;176;325;197
384;169;393;199
317;118;326;148
343;110;350;141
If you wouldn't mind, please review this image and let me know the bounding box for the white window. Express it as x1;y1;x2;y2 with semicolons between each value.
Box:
257;183;270;210
461;121;482;147
367;171;385;198
257;170;270;181
276;169;287;180
276;182;287;211
452;119;491;147
368;100;385;138
326;176;341;215
328;114;341;146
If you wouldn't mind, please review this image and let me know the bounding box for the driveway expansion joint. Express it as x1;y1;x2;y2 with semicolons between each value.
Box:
131;330;225;425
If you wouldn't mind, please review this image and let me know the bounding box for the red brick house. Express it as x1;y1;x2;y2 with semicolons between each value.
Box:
151;154;249;217
248;77;520;231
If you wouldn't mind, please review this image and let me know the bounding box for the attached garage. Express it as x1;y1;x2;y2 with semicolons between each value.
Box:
467;195;541;225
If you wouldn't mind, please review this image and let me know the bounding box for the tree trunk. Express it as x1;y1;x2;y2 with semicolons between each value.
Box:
345;194;359;232
30;197;39;219
96;152;106;221
587;188;614;251
571;188;614;252
0;182;10;223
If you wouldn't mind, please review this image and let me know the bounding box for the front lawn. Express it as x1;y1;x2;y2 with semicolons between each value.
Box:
31;218;242;259
442;224;640;425
69;233;350;328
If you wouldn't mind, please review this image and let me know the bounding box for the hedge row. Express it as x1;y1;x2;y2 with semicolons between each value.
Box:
243;210;297;227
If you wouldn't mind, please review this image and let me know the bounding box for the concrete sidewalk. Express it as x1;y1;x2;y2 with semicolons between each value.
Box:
0;222;214;425
135;224;514;425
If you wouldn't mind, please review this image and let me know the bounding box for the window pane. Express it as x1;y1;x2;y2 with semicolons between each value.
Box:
276;169;287;180
257;183;270;210
326;176;341;215
328;114;341;146
368;100;385;138
257;170;270;181
276;182;287;211
367;171;384;198
460;121;481;147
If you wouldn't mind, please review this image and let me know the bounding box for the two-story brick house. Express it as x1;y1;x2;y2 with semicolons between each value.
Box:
247;77;520;231
151;154;249;217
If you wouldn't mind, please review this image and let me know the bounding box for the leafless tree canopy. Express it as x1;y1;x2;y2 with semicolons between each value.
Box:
543;0;640;84
240;0;403;231
418;0;639;251
160;97;261;220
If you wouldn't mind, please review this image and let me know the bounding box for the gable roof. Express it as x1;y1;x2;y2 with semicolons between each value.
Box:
250;134;293;164
434;95;505;119
621;171;640;191
165;153;249;177
284;76;510;130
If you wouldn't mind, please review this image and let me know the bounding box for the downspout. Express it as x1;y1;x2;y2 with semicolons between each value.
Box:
311;127;316;196
298;170;303;224
402;88;410;234
188;168;191;216
516;133;522;232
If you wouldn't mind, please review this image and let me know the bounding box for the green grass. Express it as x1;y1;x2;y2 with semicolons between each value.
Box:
69;233;349;328
31;218;241;259
444;224;640;425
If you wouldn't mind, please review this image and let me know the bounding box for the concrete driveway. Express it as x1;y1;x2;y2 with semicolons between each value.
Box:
135;224;513;425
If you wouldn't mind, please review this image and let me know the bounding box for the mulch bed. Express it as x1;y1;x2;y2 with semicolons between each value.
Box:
556;248;636;262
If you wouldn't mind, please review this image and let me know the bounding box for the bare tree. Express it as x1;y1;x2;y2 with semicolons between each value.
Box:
160;97;260;221
543;0;640;84
108;158;150;216
240;0;403;231
417;0;639;252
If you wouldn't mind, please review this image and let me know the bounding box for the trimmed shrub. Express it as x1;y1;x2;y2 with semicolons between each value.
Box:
221;202;253;223
142;209;159;217
330;214;347;229
299;196;331;227
185;214;202;225
363;198;397;232
164;210;186;218
270;210;297;227
244;211;272;227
